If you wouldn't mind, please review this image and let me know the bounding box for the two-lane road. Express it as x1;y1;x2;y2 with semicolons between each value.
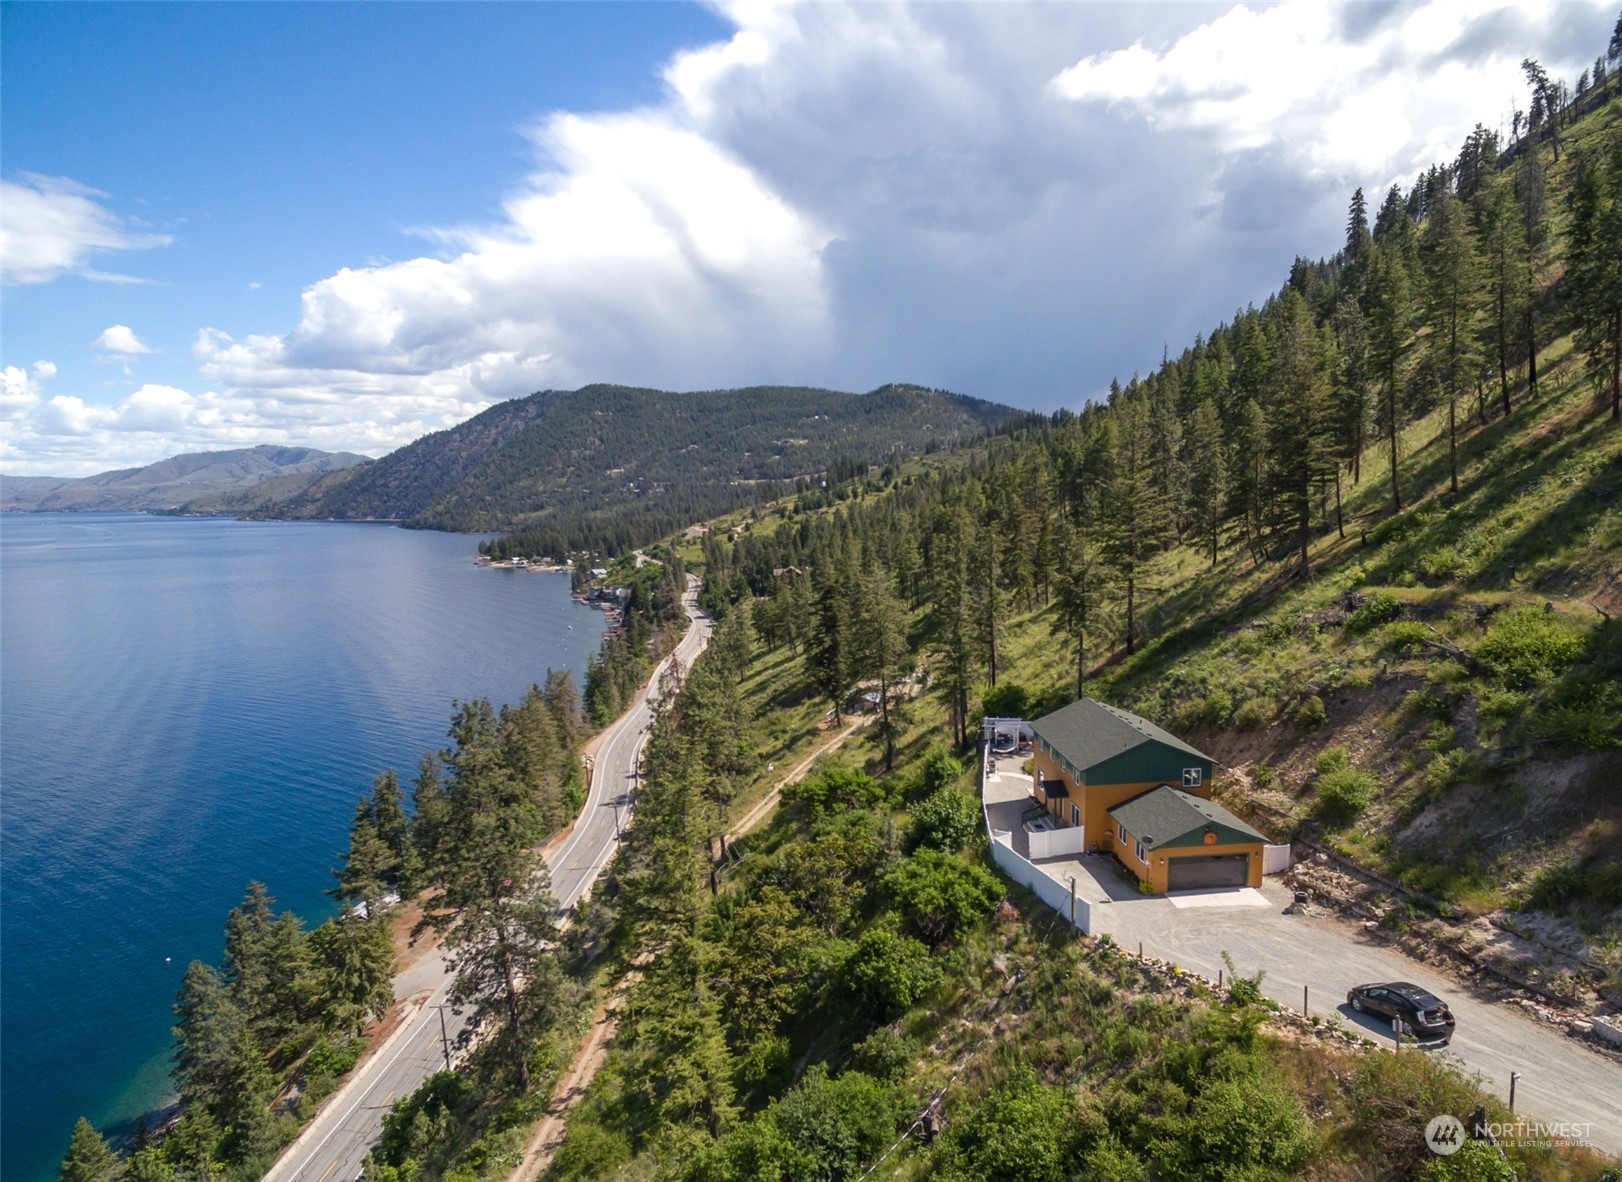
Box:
265;578;711;1182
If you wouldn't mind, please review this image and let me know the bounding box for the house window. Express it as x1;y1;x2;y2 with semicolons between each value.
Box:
1183;767;1202;787
1135;840;1146;863
1117;822;1126;844
1071;804;1081;827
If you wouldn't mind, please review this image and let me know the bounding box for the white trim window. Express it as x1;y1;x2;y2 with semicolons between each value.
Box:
1134;840;1146;863
1117;822;1126;843
1183;767;1202;787
1071;803;1081;827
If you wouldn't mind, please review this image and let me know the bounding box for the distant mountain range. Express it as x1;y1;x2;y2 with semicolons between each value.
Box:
0;385;1021;550
0;445;371;513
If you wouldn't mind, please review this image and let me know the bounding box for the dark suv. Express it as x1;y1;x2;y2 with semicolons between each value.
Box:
1346;981;1455;1041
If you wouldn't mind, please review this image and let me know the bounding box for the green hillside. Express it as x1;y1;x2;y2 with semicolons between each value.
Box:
277;383;1020;553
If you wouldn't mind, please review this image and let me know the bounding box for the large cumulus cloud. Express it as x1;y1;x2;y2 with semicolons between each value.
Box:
5;0;1613;474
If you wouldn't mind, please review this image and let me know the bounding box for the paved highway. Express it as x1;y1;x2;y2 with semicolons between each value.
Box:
264;579;711;1182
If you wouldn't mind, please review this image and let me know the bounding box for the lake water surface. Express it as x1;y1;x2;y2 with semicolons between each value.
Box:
0;514;604;1182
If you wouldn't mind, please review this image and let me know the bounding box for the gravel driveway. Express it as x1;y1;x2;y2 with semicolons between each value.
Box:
1084;871;1622;1156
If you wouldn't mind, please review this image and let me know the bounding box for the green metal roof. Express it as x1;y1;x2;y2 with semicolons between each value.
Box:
1029;698;1211;775
1107;785;1268;850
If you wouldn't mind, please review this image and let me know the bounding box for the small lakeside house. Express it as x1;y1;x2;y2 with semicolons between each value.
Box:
1028;697;1265;892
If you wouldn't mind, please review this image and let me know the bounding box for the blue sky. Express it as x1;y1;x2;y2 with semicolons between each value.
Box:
2;1;1613;475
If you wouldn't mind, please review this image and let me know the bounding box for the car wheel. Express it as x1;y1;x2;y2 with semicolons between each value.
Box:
1351;997;1363;1013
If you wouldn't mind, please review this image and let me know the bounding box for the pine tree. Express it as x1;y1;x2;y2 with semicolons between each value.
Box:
1367;242;1414;513
172;960;249;1119
312;910;396;1034
852;566;913;770
332;796;394;910
368;768;420;895
59;1118;116;1182
1267;290;1337;576
1567;129;1622;421
421;699;559;1090
1516;145;1549;402
807;568;852;722
1480;179;1527;419
1185;398;1227;566
1099;397;1169;653
927;504;977;747
1051;517;1112;697
1421;188;1485;493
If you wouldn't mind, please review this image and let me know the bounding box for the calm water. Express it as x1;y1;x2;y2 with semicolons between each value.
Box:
0;514;603;1182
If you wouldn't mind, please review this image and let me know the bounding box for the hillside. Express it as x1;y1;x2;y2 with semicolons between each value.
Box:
0;445;371;513
681;89;1622;1001
275;383;1019;552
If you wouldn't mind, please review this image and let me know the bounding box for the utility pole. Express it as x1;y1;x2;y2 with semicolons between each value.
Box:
436;1005;452;1071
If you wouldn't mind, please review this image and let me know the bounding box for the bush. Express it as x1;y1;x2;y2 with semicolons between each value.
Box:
937;1069;1078;1182
848;1028;915;1083
980;682;1031;720
1313;751;1376;825
841;924;938;1021
1421;748;1471;793
1314;745;1350;776
1233;698;1272;731
1347;593;1403;634
1294;695;1327;729
906;786;980;853
882;850;1002;946
1383;620;1433;652
1474;605;1590;688
903;744;964;802
783;765;887;818
1419;1139;1517;1181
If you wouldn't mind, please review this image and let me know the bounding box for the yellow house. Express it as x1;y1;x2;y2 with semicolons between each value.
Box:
1028;698;1265;891
1108;785;1266;891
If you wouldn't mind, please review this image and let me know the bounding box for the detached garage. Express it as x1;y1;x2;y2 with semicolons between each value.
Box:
1108;785;1267;893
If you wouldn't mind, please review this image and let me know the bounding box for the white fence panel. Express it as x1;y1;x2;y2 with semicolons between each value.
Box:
1028;825;1086;859
1262;843;1294;875
985;774;1091;933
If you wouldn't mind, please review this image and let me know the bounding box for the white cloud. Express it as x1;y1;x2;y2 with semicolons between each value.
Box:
1;361;56;423
5;0;1613;475
93;325;155;355
0;174;172;285
1050;0;1603;188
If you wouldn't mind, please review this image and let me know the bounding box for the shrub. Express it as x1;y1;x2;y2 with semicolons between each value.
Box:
980;682;1031;720
881;849;1002;946
1295;695;1327;729
903;744;964;802
841;924;938;1021
1313;749;1376;825
1421;749;1471;793
1474;605;1590;688
937;1069;1078;1182
1347;593;1403;634
1251;763;1277;789
1314;745;1351;776
783;766;887;818
1233;698;1272;731
848;1028;914;1083
1419;1140;1517;1181
1383;620;1433;652
906;785;980;853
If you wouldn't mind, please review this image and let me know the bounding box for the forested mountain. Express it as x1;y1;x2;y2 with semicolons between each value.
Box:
275;383;1019;552
0;445;369;513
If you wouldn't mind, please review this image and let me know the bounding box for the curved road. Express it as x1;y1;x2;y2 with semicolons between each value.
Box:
264;578;711;1182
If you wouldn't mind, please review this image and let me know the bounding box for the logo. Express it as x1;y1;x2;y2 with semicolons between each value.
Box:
1425;1114;1465;1155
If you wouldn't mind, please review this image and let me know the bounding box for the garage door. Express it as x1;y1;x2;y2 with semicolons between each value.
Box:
1167;853;1249;891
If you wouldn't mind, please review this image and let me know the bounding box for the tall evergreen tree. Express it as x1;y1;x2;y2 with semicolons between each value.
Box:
58;1118;116;1182
1567;129;1622;421
1267;290;1337;576
1367;242;1414;513
1421;188;1485;493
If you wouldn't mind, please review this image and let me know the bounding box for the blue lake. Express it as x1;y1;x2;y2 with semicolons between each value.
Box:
0;514;604;1182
